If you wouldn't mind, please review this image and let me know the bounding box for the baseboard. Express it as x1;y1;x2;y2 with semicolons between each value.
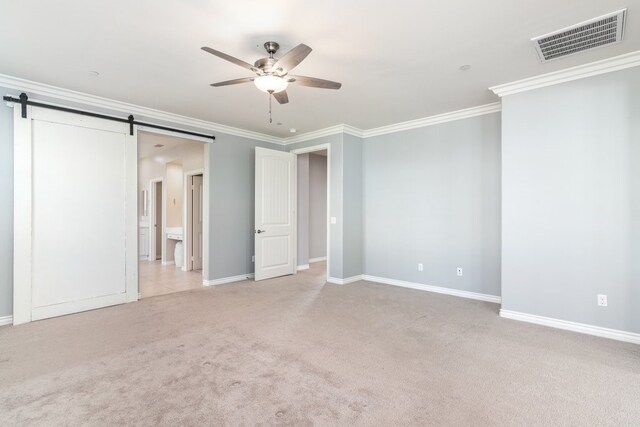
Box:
161;261;175;266
203;273;254;286
309;257;327;263
0;315;13;326
500;309;640;345
328;275;363;285
297;264;310;271
361;275;502;304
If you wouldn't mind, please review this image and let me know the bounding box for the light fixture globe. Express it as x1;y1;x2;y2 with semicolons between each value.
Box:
254;75;288;93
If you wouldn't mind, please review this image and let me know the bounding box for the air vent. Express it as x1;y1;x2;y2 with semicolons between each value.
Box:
531;9;626;62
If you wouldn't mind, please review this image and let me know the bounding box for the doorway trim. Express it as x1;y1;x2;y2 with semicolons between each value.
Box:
290;143;331;278
183;168;204;272
148;177;163;262
137;128;211;281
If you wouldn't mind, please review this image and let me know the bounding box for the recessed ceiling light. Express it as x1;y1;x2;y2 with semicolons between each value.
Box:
88;70;100;77
459;65;471;71
289;128;297;133
154;144;164;148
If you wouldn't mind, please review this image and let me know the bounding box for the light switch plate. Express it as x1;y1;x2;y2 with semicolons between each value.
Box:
330;217;337;224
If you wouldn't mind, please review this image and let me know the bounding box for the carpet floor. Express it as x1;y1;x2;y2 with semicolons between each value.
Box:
0;262;639;426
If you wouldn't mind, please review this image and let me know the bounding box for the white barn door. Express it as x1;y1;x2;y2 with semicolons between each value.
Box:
13;106;138;324
254;147;296;281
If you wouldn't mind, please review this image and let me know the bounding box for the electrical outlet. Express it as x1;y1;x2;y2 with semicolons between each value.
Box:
418;263;423;271
251;255;255;262
597;294;607;307
457;267;463;276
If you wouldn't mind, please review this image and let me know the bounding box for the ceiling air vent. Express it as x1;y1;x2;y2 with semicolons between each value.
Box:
531;9;627;62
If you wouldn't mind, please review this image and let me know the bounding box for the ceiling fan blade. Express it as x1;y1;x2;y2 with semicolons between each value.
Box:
201;47;258;72
210;77;254;87
289;75;342;90
272;44;312;73
273;91;289;104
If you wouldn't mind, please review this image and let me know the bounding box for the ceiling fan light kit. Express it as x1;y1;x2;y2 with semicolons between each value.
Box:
254;75;288;93
202;41;342;122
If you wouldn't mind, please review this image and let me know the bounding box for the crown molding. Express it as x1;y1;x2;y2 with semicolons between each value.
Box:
361;103;502;138
282;103;501;145
283;124;364;145
0;73;284;145
489;50;640;97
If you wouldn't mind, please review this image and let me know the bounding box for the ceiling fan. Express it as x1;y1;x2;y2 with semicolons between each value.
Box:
201;41;342;110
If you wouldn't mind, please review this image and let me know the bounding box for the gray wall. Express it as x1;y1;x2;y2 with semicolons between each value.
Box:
296;154;310;266
363;113;501;297
501;67;640;333
308;154;327;260
208;134;284;280
287;134;344;279
343;134;364;278
0;99;14;318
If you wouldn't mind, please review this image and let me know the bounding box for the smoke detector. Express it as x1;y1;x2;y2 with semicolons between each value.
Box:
531;9;626;62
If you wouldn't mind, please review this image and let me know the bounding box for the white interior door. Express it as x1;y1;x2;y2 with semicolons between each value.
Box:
13;106;138;324
254;147;296;281
192;175;203;270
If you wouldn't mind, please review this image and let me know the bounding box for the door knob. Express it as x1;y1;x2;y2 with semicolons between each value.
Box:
255;229;266;234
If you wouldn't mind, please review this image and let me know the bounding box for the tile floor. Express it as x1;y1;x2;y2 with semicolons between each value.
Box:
139;260;203;298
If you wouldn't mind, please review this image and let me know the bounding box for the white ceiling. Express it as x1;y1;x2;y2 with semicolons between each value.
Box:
1;1;639;138
138;131;200;159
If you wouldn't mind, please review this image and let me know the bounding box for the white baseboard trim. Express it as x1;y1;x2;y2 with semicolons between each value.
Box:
362;275;502;304
327;275;363;285
309;257;327;263
297;264;310;271
0;315;13;326
500;309;640;345
203;273;254;286
161;261;175;266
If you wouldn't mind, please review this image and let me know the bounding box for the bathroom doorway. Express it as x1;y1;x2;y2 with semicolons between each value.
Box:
137;131;206;298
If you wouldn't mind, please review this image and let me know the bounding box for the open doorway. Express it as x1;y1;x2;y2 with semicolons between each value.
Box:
293;146;329;280
138;131;206;298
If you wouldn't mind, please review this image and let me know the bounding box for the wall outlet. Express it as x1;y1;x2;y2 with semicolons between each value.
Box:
251;255;255;262
457;267;463;276
418;263;423;271
597;294;607;307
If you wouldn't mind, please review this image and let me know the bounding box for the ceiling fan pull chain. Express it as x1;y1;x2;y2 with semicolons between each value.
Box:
268;93;272;123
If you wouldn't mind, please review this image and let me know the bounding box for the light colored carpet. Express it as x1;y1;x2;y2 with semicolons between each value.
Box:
1;262;639;426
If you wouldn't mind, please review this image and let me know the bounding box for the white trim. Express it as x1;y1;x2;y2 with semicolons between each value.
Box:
309;256;327;263
162;261;175;266
281;104;502;144
183;168;205;272
489;50;640;97
202;144;211;281
362;103;502;138
0;73;283;145
291;143;332;280
362;275;502;304
297;264;310;271
500;310;640;345
203;273;254;286
328;275;363;285
0;315;13;326
284;124;363;144
1;72;501;146
147;177;163;262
